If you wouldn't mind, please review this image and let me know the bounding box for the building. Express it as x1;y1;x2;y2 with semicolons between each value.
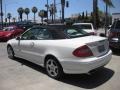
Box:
112;13;120;23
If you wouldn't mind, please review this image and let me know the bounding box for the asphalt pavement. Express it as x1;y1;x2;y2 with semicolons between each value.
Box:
0;42;120;90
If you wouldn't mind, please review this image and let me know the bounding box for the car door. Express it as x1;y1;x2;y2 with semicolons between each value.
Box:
18;27;52;65
17;28;40;63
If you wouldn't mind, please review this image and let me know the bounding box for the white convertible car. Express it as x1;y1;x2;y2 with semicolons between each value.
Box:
7;25;112;79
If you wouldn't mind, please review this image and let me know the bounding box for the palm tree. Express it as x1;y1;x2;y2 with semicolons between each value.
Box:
32;7;38;23
49;4;54;23
7;13;12;24
38;10;44;24
24;8;30;21
103;0;114;35
17;7;24;22
103;0;113;6
12;17;16;23
93;0;113;29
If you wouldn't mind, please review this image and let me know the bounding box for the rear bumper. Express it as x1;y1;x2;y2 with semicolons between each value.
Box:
60;50;112;74
109;38;120;49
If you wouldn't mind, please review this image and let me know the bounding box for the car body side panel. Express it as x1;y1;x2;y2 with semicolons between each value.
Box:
7;35;111;74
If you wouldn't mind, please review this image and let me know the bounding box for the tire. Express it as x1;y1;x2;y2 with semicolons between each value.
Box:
45;57;63;79
7;45;15;59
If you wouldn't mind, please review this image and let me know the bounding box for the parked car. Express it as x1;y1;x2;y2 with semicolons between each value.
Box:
108;20;120;49
73;23;97;35
0;25;24;41
7;25;112;79
16;21;34;31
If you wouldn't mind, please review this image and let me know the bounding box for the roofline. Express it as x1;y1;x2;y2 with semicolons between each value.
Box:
73;23;92;25
112;13;120;15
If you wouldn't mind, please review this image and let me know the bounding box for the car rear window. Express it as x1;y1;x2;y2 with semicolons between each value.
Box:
48;26;89;39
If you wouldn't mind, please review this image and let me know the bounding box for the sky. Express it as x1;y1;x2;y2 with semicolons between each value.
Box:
2;0;120;21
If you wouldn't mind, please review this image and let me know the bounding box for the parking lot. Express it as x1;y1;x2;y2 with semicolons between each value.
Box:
0;42;120;90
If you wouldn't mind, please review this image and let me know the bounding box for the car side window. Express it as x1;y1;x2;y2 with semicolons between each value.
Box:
37;29;52;40
21;28;52;40
21;28;39;40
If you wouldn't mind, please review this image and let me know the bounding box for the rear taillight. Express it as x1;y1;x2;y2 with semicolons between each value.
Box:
73;45;93;57
109;32;117;38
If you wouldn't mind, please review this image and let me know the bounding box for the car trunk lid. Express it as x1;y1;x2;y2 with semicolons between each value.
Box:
66;36;109;57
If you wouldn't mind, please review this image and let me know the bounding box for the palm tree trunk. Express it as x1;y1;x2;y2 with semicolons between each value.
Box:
20;14;23;22
34;13;35;22
61;0;65;23
27;14;28;21
41;17;43;24
9;19;10;25
52;14;53;23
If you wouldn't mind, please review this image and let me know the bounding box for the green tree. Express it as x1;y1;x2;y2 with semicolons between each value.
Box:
32;7;38;23
7;13;12;24
82;12;85;22
24;8;30;21
85;11;88;20
17;7;24;21
78;13;81;22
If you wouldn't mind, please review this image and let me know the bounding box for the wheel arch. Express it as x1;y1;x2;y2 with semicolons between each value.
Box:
7;44;12;48
44;54;63;70
7;44;15;54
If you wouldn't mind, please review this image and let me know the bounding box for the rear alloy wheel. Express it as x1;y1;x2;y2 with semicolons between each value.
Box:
45;58;63;79
7;46;15;59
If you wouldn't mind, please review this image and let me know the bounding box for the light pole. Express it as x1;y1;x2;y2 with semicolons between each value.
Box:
93;0;97;29
105;3;108;36
61;0;65;23
54;0;56;23
0;0;3;29
47;0;48;23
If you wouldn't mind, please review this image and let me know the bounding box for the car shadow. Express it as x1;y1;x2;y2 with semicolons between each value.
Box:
12;57;46;74
60;68;114;89
12;57;114;89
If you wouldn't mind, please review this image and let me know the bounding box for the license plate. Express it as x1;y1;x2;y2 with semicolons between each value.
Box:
98;45;105;53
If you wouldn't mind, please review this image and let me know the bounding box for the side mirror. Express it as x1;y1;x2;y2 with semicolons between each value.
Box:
16;36;21;40
99;33;106;37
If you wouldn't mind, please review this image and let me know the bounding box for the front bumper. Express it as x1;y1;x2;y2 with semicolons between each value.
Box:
60;50;112;74
0;36;9;42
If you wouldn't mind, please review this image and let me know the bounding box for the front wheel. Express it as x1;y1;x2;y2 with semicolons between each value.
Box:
7;45;15;59
45;57;63;79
